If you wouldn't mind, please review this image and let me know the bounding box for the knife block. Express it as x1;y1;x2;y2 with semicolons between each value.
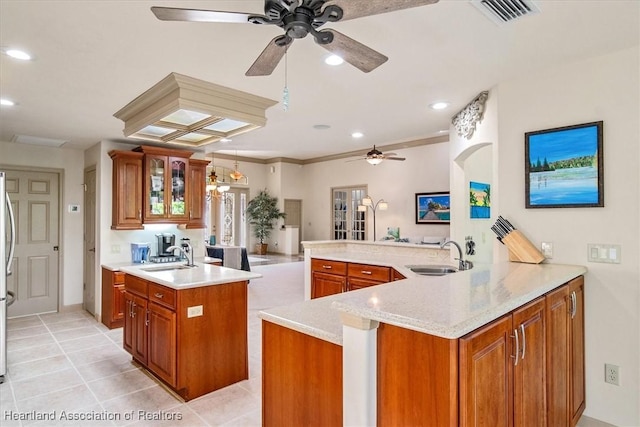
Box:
502;230;545;264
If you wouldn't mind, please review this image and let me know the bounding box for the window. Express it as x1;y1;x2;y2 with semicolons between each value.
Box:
332;186;367;240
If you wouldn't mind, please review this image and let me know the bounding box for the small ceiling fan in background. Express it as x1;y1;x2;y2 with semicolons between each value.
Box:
151;0;439;76
349;145;406;165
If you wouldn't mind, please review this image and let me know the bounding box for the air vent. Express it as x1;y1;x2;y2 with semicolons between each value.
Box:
471;0;540;25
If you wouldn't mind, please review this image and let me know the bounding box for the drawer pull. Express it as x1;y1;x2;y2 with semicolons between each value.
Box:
361;270;372;275
154;293;164;299
322;265;332;269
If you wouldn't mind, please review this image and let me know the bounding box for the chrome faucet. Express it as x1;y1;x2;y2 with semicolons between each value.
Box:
167;243;195;267
440;240;473;271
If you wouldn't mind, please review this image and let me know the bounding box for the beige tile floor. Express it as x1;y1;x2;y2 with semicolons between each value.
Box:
1;259;305;427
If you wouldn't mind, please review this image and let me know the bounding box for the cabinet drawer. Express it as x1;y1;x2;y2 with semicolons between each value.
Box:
125;274;148;297
348;263;391;282
311;258;347;276
149;283;177;310
113;271;125;284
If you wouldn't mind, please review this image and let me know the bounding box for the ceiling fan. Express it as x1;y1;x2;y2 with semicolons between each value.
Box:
151;0;439;76
350;145;406;165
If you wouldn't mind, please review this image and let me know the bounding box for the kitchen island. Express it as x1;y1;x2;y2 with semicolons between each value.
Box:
118;261;261;401
259;241;586;426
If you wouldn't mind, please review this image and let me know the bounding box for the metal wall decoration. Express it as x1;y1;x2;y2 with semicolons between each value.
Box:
452;91;489;139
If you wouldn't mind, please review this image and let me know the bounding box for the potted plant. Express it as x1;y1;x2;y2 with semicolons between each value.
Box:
246;189;286;255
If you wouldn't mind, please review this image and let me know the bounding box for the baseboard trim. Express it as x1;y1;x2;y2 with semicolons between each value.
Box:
578;415;617;427
58;303;83;313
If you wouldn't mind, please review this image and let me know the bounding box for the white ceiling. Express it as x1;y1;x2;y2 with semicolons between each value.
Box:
1;0;638;161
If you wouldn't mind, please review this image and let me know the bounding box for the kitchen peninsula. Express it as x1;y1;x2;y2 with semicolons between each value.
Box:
116;262;261;401
259;241;586;426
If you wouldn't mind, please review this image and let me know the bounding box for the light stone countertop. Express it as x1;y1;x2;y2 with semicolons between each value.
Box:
101;256;221;272
116;261;262;290
259;259;586;344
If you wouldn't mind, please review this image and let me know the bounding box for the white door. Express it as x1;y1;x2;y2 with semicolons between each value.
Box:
6;170;60;317
331;186;366;240
218;188;249;247
284;199;302;250
83;168;96;314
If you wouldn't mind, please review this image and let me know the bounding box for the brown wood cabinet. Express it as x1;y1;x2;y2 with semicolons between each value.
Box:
186;159;209;229
546;276;585;426
310;258;399;298
110;145;208;229
262;321;342;427
376;276;585;427
123;274;249;401
101;268;126;329
109;150;143;230
459;297;546;427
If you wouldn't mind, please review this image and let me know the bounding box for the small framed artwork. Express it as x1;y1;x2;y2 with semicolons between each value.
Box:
525;121;603;208
470;181;490;218
415;192;450;224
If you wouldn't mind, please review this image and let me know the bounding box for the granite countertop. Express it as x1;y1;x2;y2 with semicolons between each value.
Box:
259;260;586;344
116;261;262;290
102;256;221;271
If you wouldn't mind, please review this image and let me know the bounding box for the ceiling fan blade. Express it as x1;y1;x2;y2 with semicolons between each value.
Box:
386;157;406;161
246;36;291;76
151;6;253;23
319;29;388;73
324;0;439;21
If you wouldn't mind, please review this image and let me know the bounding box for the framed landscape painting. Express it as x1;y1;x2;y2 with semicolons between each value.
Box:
415;192;450;224
525;121;603;208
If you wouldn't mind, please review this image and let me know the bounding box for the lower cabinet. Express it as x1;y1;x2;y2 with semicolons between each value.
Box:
123;274;249;401
377;276;585;427
546;276;586;426
101;268;126;329
459;297;546;427
310;258;399;298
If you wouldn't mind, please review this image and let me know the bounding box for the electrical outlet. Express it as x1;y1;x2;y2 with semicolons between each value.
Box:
111;244;120;254
605;363;620;385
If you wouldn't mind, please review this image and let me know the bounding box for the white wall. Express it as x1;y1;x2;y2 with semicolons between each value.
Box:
496;47;639;426
1;140;85;307
301;142;451;242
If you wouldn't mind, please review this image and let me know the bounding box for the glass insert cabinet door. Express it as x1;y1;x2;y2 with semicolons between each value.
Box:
332;186;366;240
149;157;165;216
170;159;186;217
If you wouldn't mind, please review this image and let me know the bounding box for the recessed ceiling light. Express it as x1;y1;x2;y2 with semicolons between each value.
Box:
430;102;450;110
351;132;364;139
220;138;232;143
438;129;449;134
6;49;32;60
313;124;331;130
325;55;344;66
0;98;16;106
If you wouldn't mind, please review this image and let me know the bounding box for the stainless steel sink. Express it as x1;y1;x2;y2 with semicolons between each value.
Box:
140;264;194;272
405;265;458;276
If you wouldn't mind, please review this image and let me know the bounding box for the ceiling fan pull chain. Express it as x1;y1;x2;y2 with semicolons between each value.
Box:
282;50;290;111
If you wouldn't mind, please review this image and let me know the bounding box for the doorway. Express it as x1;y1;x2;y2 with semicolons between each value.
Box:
284;199;302;251
331;186;367;240
83;167;96;315
4;169;60;317
211;187;249;247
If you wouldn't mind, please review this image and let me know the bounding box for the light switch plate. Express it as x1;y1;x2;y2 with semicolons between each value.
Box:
587;244;621;264
541;242;553;258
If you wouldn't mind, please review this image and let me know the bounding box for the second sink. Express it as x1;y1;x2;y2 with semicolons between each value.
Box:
140;264;195;273
406;265;458;276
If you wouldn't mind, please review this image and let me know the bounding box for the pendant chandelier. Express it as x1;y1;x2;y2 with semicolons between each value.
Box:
229;151;244;181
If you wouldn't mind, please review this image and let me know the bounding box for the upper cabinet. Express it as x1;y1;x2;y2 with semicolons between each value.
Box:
109;150;144;230
110;145;208;229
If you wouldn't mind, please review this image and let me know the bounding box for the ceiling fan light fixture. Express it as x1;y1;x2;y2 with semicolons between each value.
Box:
366;157;383;165
114;73;277;147
325;54;344;66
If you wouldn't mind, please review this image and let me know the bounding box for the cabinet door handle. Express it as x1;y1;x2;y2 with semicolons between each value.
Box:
571;291;577;319
145;310;149;326
154;293;164;299
131;302;136;317
520;324;526;360
511;329;520;366
361;270;372;275
322;265;332;269
189;210;192;220
139;209;142;220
